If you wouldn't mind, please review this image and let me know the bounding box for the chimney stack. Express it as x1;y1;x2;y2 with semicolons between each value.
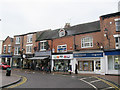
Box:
64;23;70;28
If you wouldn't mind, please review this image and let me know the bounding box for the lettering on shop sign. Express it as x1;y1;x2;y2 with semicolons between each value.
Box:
73;52;103;58
53;55;72;59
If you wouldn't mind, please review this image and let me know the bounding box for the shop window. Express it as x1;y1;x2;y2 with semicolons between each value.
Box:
108;56;113;70
96;61;101;70
81;37;93;48
78;61;94;71
115;19;120;31
27;34;32;43
57;44;67;53
16;37;20;44
114;56;120;70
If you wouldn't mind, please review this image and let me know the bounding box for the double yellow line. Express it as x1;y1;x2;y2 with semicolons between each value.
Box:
7;74;27;88
94;76;120;90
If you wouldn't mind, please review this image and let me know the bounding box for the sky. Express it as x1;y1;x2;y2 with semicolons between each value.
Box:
0;0;119;40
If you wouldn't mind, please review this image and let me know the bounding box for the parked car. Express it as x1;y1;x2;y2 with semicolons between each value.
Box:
0;63;11;70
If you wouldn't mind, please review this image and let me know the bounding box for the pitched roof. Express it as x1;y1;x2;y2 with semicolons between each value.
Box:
36;20;100;41
100;12;120;20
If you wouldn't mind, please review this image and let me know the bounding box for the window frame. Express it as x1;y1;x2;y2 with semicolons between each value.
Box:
3;45;6;53
57;44;67;53
26;44;33;53
115;18;120;32
15;37;20;44
8;45;11;53
14;46;20;55
27;34;33;43
40;40;47;51
81;37;93;48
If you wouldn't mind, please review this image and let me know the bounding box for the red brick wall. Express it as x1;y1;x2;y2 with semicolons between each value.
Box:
23;33;37;54
2;36;14;54
75;31;103;50
52;36;74;53
100;16;120;49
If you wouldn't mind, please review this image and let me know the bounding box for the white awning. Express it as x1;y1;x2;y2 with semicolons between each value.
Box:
28;57;48;60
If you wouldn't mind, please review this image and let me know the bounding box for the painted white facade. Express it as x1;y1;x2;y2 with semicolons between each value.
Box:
105;55;120;75
0;40;3;63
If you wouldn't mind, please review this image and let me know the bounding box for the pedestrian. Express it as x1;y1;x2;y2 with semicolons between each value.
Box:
49;65;51;73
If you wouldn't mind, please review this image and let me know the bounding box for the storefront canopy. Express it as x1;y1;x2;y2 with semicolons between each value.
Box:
28;57;48;60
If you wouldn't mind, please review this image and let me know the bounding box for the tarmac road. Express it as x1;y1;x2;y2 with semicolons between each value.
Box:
7;70;119;89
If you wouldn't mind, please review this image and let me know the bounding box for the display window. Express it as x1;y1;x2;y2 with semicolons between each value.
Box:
78;61;94;71
96;61;101;70
54;60;70;72
108;55;120;70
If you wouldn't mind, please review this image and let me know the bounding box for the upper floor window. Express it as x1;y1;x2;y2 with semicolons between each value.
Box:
8;45;11;53
26;44;32;53
113;34;120;49
27;34;32;43
16;37;20;44
81;37;93;48
57;44;67;53
3;45;6;53
14;46;20;55
40;41;47;51
115;18;120;32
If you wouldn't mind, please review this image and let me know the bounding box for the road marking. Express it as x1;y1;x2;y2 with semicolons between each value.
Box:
72;76;75;77
90;80;101;83
93;76;120;90
7;75;27;88
80;79;97;90
79;78;86;80
101;87;113;90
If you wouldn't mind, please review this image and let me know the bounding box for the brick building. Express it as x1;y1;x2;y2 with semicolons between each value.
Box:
12;32;37;68
0;40;3;63
1;36;13;66
100;12;120;75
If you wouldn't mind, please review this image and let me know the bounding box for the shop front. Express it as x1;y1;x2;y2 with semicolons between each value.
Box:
73;51;105;75
0;54;12;66
12;55;21;68
27;51;51;71
105;49;120;75
52;54;73;72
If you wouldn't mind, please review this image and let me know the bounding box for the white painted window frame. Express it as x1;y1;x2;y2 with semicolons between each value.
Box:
40;40;46;51
57;44;67;53
81;37;93;48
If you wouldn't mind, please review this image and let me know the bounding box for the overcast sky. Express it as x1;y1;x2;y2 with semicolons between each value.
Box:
0;0;119;40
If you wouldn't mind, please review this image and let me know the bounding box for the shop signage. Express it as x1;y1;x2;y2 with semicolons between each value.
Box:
73;52;103;58
105;51;120;55
0;55;12;58
52;54;73;59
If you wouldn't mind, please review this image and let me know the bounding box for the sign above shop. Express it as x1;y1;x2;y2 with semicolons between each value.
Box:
52;54;73;59
73;52;103;58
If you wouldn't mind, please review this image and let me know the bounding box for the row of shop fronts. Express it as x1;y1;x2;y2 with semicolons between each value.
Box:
0;50;120;75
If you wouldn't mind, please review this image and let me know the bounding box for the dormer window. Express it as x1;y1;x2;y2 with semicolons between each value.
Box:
59;29;66;37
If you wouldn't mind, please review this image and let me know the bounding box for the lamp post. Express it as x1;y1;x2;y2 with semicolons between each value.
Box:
104;28;110;48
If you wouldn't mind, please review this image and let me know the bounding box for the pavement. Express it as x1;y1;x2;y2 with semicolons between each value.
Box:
0;69;22;88
1;68;120;88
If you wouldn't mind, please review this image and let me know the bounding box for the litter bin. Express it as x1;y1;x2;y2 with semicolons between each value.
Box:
6;67;11;76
